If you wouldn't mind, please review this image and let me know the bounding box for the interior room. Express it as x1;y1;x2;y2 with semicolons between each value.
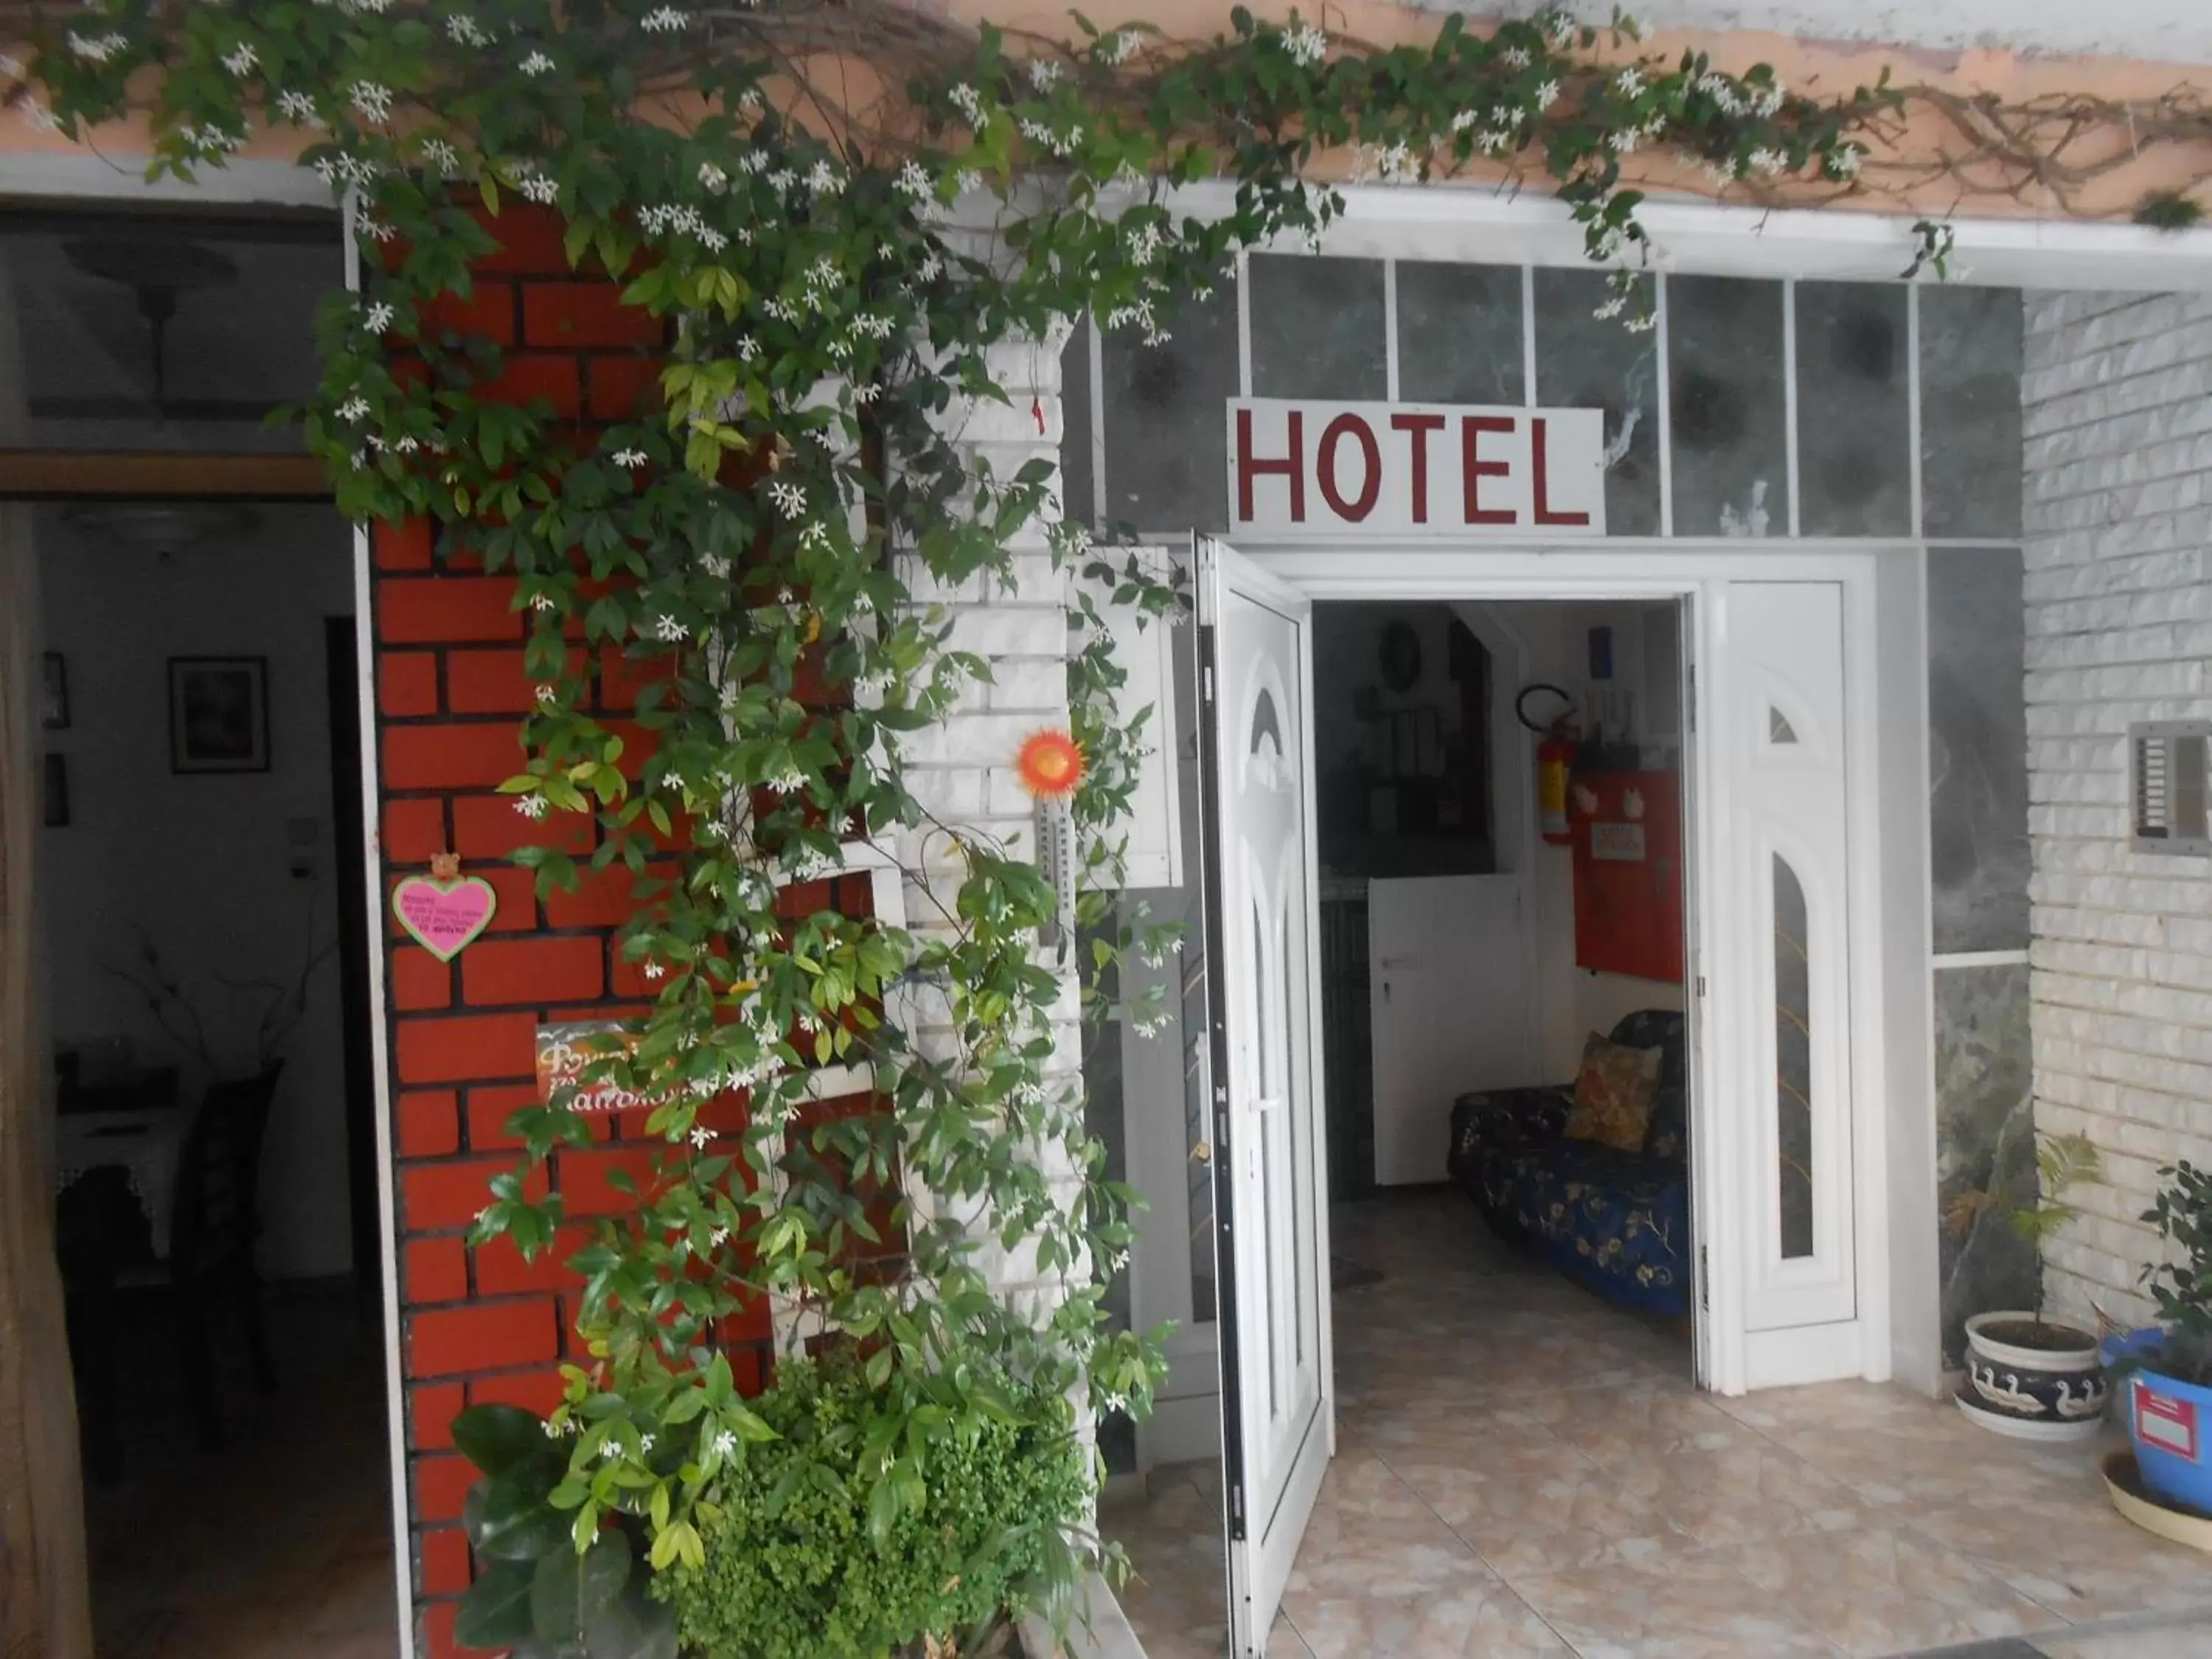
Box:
1310;597;1697;1385
3;211;398;1659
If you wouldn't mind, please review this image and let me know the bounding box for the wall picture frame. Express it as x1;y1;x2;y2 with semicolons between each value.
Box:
169;655;270;773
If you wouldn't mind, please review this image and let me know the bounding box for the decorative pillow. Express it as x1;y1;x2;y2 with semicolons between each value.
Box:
1562;1032;1664;1152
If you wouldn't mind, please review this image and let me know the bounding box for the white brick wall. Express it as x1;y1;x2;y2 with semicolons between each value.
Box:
2025;289;2212;1328
895;333;1090;1309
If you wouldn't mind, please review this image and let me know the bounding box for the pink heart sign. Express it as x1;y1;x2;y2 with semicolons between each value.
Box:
391;875;498;962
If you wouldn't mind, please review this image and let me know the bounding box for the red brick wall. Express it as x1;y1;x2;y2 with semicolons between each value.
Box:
369;206;872;1657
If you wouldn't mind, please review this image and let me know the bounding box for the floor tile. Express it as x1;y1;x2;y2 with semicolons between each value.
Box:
1907;1495;2212;1624
1723;1523;2059;1657
1508;1549;1841;1658
2031;1614;2212;1657
1613;1437;1874;1547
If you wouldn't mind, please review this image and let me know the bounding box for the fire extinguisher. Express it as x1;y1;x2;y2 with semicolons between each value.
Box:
1517;683;1581;846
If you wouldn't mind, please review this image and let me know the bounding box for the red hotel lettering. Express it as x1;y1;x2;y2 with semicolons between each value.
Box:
1236;406;1306;524
1532;416;1591;527
1461;415;1516;525
1318;414;1382;522
1388;413;1446;524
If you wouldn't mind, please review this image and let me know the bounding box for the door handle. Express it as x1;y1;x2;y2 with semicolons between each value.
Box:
1248;1095;1284;1115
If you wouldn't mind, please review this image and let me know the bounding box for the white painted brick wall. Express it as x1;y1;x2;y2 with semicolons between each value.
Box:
895;333;1090;1313
2025;290;2212;1330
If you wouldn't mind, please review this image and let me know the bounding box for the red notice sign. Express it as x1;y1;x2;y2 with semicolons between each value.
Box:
1226;398;1608;538
2135;1379;2200;1462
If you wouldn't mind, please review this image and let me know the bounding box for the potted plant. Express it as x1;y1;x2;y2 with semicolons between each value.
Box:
2107;1159;2212;1517
1948;1131;2109;1439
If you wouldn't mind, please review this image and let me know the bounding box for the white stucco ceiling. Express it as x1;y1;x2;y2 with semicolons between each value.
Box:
1425;1;2212;64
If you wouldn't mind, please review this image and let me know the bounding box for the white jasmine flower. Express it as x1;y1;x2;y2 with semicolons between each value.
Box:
68;32;128;64
394;437;420;454
655;613;688;642
1755;80;1787;116
530;594;557;612
1593;295;1628;321
641;6;689;32
1747;146;1787;175
518;170;560;206
1501;45;1531;69
917;252;943;282
639;1434;655;1453
613;448;648;467
521;52;554;77
420;137;460;178
543;1418;563;1439
736;335;759;362
515;794;549;819
798;521;832;552
700;552;730;580
448;15;490;46
1029;58;1061;91
1824;145;1863;179
948;83;986;126
336;396;372;422
768;481;806;518
952;169;981;197
768;767;808;796
689;1125;713;1152
698;161;728;192
1535;79;1560;109
221;43;259;77
1608;129;1639;154
1615;67;1644;97
1096;31;1138;66
364;301;395;333
766;168;796;193
647;960;668;981
349;80;394;122
709;1226;731;1247
736;149;770;175
535;684;557;703
805;159;844;195
894;160;931;199
1281;22;1328;66
712;1430;737;1456
1625;312;1660;334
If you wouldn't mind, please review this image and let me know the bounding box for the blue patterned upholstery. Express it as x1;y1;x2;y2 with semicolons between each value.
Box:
1446;1011;1691;1316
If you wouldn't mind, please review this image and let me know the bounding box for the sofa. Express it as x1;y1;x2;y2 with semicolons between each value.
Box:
1445;1010;1691;1316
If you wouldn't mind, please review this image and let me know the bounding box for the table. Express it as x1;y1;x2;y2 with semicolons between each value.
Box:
55;1108;187;1258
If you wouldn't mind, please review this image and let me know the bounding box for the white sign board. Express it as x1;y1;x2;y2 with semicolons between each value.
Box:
1226;399;1607;538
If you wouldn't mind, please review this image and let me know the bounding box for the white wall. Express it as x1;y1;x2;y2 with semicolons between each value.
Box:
1492;599;1689;1079
2022;291;2212;1331
37;503;359;1279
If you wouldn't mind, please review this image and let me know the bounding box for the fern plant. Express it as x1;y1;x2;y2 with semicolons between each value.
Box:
1947;1130;2104;1332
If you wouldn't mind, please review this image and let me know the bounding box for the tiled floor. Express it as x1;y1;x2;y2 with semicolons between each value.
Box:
1102;1192;2212;1659
83;1287;400;1659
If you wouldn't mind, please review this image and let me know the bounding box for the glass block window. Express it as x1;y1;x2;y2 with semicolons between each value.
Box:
1534;267;1660;536
1394;261;1524;407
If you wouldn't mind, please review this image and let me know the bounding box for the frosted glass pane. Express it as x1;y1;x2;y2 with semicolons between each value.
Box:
1249;254;1386;400
1920;287;2023;540
1775;855;1813;1260
1100;284;1239;532
1394;261;1524;407
1060;316;1096;533
1533;268;1659;537
1795;282;1912;538
1669;276;1788;538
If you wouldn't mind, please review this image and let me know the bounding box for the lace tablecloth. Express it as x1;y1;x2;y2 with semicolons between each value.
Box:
55;1109;187;1258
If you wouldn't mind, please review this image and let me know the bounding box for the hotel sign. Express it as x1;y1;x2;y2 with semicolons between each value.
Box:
1226;399;1607;538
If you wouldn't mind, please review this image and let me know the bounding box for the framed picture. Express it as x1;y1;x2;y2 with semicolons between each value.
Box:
169;656;270;773
42;753;69;827
40;653;68;730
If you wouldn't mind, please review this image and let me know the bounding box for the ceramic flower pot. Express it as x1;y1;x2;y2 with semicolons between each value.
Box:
1955;1310;2107;1441
2106;1327;2212;1516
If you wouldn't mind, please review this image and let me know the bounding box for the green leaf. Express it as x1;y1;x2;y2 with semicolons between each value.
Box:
463;1476;568;1562
452;1560;536;1649
451;1403;552;1478
530;1528;631;1646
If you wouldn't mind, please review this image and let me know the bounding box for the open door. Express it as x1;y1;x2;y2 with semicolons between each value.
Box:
1197;539;1330;1657
1726;582;1858;1349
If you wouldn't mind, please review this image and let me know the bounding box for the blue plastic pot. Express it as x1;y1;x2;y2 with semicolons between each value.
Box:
2106;1327;2212;1517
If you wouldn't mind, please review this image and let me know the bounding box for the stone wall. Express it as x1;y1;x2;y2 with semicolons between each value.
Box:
2023;289;2212;1331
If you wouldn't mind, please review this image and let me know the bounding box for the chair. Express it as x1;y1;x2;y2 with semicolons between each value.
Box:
62;1065;284;1479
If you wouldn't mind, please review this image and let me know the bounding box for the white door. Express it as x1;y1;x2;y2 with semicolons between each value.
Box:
1368;876;1537;1186
1726;582;1857;1337
1199;539;1329;1658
